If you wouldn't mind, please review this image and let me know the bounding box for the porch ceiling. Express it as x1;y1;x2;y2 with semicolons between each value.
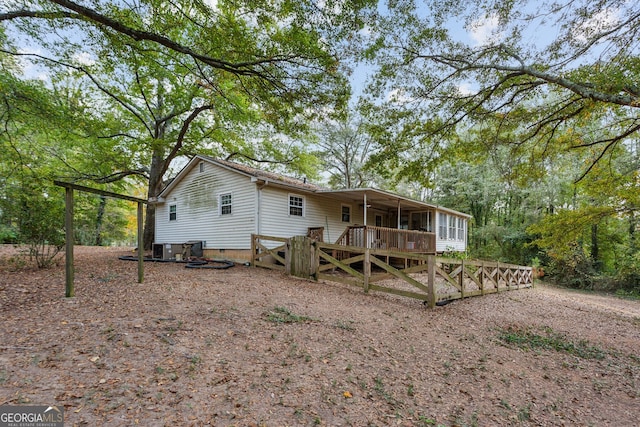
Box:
316;188;435;211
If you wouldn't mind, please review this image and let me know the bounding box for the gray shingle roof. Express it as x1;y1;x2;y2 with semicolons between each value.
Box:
198;155;326;191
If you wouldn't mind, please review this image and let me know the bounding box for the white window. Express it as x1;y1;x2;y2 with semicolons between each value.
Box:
169;204;177;221
424;211;433;232
220;193;232;215
438;212;447;239
457;217;465;241
199;161;204;173
341;204;351;222
448;215;456;240
289;194;304;217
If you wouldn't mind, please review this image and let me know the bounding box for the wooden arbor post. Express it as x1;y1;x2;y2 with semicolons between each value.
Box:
54;181;148;297
65;187;74;297
137;202;144;283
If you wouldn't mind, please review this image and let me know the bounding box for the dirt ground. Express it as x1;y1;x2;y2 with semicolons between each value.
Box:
1;246;639;427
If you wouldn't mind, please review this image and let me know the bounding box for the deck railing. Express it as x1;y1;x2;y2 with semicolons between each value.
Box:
251;234;533;308
334;225;436;254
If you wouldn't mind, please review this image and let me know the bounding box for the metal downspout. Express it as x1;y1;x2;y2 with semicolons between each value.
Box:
256;179;269;236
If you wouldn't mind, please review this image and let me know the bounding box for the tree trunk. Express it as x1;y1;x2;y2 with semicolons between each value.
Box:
591;223;600;272
143;149;169;250
630;214;638;251
140;88;210;250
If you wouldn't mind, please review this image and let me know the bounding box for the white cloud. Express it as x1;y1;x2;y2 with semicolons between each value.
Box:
203;0;218;10
359;24;374;38
16;47;48;81
457;83;474;96
468;14;504;46
317;0;344;16
573;8;620;42
386;88;412;104
72;52;95;66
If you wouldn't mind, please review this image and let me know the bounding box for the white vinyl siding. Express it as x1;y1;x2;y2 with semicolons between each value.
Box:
155;162;255;249
436;211;467;252
259;187;350;243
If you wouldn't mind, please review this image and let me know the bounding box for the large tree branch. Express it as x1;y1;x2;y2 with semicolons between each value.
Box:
416;51;640;108
6;0;300;85
160;104;215;178
0;49;155;137
0;10;77;20
43;145;150;182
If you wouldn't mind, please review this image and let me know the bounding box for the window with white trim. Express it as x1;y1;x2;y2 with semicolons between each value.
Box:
169;204;177;221
289;194;304;217
220;192;232;215
448;215;456;240
341;204;351;222
199;161;204;172
438;212;447;239
457;217;465;241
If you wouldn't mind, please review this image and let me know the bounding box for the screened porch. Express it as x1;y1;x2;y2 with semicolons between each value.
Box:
334;225;436;254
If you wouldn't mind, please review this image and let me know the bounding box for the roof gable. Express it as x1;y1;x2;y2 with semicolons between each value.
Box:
156;155;323;199
200;155;324;191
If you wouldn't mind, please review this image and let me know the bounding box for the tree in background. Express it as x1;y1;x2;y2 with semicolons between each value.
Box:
1;0;375;248
315;116;375;189
0;66;136;263
361;0;639;179
528;141;640;289
357;0;639;290
1;73;67;265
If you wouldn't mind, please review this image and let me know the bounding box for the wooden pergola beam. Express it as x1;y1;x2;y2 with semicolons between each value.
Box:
54;180;148;297
53;180;147;203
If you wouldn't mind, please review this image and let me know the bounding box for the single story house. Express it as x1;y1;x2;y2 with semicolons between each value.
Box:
153;155;471;261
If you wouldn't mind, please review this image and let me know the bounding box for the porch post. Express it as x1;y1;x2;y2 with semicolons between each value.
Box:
397;200;401;229
363;192;368;249
427;254;436;308
363;192;367;226
65;187;74;298
137;201;144;283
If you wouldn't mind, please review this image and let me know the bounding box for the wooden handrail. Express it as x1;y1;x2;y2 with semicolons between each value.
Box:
252;233;533;307
335;225;436;253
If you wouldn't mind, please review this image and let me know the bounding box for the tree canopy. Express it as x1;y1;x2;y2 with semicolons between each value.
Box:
361;0;640;183
1;0;375;247
353;0;639;289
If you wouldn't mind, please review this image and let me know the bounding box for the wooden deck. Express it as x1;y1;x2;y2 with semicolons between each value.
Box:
334;225;436;253
251;234;533;308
